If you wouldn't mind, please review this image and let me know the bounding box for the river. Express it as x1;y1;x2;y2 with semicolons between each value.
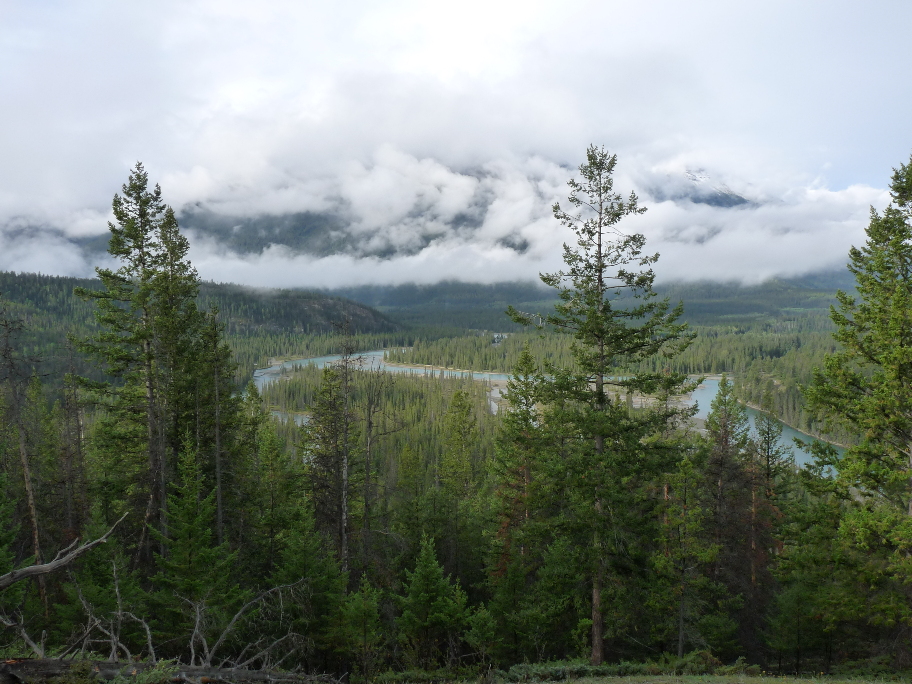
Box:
254;352;835;467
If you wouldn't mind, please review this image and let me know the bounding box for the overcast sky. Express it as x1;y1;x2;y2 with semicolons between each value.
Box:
1;0;910;287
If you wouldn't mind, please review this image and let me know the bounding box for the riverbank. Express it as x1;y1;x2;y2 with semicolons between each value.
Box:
737;397;851;450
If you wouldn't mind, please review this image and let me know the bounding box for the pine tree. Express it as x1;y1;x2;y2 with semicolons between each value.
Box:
397;536;467;669
804;152;912;650
0;302;44;582
441;389;475;497
508;146;693;664
75;163;238;568
75;164;172;546
151;445;240;662
753;395;793;500
492;344;544;564
336;576;383;678
651;444;721;658
0;473;26;621
702;375;753;658
269;508;346;673
302;365;361;572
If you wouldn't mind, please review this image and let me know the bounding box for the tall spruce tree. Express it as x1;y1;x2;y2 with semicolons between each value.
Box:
76;164;172;547
702;376;754;659
508;146;693;664
805;152;912;644
76;163;236;566
302;365;360;573
492;344;544;563
651;443;720;658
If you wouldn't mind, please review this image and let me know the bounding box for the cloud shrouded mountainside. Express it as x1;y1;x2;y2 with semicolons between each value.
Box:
1;1;909;287
50;148;885;289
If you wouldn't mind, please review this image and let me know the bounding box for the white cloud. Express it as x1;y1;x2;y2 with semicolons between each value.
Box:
175;148;886;287
0;0;910;286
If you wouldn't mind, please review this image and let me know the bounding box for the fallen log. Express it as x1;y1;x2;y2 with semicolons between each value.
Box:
0;659;338;684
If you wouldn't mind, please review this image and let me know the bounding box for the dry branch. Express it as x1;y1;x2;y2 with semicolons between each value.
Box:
0;513;128;591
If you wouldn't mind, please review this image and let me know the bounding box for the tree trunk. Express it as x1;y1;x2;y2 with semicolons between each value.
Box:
750;486;757;585
17;423;41;565
677;581;686;658
591;570;603;665
341;443;349;573
363;408;373;562
143;336;165;554
214;359;223;546
16;419;47;611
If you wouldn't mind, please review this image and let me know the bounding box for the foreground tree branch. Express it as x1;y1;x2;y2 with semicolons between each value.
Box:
0;513;128;591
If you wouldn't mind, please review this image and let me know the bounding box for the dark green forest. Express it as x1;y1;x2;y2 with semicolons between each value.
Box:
4;151;912;681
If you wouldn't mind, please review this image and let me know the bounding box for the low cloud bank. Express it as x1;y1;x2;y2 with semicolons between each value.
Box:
0;148;888;288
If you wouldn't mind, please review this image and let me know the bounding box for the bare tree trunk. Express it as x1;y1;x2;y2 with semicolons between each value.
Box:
750;486;757;585
214;359;224;545
143;336;165;555
591;338;605;665
337;328;355;574
62;387;76;536
17;418;47;612
677;582;686;658
591;570;603;665
363;405;373;560
341;443;349;573
17;424;41;565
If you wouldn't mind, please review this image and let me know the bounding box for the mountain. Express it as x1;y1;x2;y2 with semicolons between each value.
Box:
328;280;557;331
0;271;400;385
647;168;753;208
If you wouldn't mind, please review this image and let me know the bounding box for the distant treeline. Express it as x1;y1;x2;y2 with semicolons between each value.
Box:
329;271;854;330
0;271;400;387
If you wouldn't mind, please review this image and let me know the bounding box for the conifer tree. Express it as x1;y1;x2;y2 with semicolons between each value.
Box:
76;164;172;545
151;445;240;661
753;396;793;500
492;344;544;562
651;445;720;658
0;303;44;581
804;152;912;643
702;375;753;658
441;389;475;497
302;365;361;572
269;508;346;673
336;576;383;678
508;146;693;664
0;473;26;624
398;536;467;669
76;163;238;567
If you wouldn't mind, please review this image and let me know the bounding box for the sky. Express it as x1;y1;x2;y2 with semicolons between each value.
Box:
1;0;910;287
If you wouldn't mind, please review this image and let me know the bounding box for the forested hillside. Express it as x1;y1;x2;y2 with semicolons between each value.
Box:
0;271;400;385
330;270;852;330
